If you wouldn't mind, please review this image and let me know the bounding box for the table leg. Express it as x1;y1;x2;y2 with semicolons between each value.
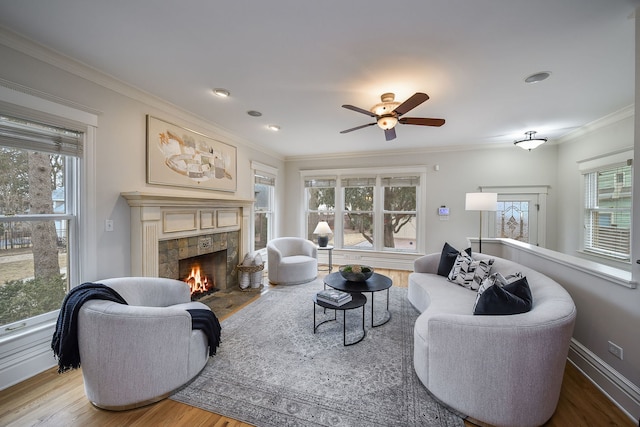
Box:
370;289;392;328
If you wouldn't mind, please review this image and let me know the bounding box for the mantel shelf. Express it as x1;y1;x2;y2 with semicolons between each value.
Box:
121;191;254;208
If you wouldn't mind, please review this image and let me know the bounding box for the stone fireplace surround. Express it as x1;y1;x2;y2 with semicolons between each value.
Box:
122;192;254;290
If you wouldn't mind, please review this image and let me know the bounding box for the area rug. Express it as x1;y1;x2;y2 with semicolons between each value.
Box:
171;279;464;427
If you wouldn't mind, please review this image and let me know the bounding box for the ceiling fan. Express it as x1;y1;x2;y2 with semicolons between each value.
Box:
340;92;445;141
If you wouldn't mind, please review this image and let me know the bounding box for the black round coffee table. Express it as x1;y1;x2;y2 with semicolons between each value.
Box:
313;292;367;346
324;272;392;327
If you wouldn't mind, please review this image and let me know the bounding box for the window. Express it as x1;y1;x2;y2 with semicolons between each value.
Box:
382;176;418;251
305;177;335;245
0;115;82;333
252;162;276;253
583;162;632;261
342;177;375;249
303;168;423;253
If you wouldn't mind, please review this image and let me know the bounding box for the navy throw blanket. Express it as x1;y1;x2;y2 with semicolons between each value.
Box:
187;309;222;356
51;282;128;373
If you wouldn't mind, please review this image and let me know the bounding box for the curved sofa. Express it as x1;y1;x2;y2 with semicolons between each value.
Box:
77;277;211;410
408;252;576;427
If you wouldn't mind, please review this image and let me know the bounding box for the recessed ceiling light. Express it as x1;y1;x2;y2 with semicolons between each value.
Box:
524;72;551;84
247;110;262;117
267;124;280;131
213;88;230;97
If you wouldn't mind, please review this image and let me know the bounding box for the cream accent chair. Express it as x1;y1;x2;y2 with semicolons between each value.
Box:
77;277;211;410
267;237;318;285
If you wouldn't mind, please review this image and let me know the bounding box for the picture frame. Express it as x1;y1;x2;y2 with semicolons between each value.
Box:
146;115;237;192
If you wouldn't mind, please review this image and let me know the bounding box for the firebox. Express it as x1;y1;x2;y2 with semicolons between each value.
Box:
179;250;226;299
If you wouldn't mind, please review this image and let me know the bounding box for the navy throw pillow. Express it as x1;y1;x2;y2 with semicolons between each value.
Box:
473;276;533;315
437;242;472;277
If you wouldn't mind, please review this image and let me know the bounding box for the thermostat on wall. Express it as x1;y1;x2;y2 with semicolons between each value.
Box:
438;206;449;216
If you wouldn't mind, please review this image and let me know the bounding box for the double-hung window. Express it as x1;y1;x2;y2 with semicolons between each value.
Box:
583;161;632;261
342;177;375;249
0;114;82;333
305;177;336;245
382;176;418;251
252;162;276;253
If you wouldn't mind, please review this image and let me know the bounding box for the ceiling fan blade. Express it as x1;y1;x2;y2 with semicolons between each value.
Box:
393;92;429;116
342;104;376;117
340;122;376;134
399;117;446;127
385;127;396;141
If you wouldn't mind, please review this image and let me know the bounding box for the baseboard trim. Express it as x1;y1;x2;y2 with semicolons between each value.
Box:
568;338;640;423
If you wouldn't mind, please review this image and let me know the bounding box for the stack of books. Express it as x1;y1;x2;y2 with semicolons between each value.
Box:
316;289;352;306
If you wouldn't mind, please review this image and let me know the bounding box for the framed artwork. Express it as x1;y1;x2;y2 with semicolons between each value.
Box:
146;115;237;192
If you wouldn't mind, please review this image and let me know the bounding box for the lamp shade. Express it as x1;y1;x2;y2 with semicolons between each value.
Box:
465;192;498;211
313;221;332;235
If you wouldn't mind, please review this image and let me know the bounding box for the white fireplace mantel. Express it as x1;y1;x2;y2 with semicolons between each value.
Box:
121;192;254;277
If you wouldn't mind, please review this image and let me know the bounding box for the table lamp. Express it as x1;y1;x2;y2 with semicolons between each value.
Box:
313;221;332;247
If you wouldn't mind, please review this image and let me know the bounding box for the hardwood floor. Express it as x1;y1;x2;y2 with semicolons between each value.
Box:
0;268;634;427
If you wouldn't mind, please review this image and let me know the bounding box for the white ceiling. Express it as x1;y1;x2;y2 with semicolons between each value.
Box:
0;0;638;158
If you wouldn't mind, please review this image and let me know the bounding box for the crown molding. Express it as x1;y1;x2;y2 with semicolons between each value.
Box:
557;104;634;144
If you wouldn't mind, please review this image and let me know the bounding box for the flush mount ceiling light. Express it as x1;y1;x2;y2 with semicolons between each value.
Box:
247;110;262;117
524;71;551;84
213;88;230;97
514;131;547;151
267;124;280;131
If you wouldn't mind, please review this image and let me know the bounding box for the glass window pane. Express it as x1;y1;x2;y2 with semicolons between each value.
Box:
496;201;529;242
308;214;335;245
307;187;335;211
344;187;373;211
254;183;270;210
383;213;416;250
343;213;373;249
0;219;69;326
383;186;416;211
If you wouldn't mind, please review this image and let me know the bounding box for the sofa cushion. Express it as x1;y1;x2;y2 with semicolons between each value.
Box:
448;252;494;290
437;242;471;277
473;274;533;315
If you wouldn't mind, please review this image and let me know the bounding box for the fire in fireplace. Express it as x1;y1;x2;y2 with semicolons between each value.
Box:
179;251;227;300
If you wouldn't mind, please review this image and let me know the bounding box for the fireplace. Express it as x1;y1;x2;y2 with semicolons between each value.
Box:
158;232;239;292
122;192;254;291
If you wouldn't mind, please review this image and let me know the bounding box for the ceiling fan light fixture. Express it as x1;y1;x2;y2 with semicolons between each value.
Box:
514;131;547;151
377;115;398;130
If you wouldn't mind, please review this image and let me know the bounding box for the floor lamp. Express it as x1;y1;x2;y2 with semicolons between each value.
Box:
465;192;498;253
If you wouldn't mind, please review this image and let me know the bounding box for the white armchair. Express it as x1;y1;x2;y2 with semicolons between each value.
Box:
77;277;212;410
267;237;318;285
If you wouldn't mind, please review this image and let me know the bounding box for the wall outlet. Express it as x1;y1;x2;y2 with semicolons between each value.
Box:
105;219;114;232
608;341;623;360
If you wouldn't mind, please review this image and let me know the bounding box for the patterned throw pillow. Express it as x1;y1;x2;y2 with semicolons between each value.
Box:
447;253;494;290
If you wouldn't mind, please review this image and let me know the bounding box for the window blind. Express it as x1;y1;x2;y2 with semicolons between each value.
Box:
583;164;632;260
0;114;83;157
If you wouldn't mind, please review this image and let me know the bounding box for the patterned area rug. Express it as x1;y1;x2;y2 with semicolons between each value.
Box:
171;279;464;427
